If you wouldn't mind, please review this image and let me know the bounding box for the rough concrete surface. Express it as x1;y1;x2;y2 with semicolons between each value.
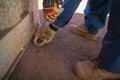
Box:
0;13;34;79
7;11;109;80
0;0;40;79
0;0;27;31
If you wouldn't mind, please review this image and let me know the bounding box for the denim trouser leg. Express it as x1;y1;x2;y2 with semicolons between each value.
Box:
84;0;111;34
53;0;81;28
98;0;120;73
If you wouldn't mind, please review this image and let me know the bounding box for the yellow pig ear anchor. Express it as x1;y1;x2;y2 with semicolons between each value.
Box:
33;21;51;47
34;35;44;47
33;33;49;47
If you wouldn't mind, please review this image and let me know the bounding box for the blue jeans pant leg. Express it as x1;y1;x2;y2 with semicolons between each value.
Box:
53;0;81;28
84;0;111;34
98;0;120;73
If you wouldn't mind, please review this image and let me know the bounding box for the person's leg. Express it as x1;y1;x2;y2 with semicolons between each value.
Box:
84;0;111;34
45;0;81;43
73;0;120;79
51;0;81;28
47;0;81;43
98;0;120;73
69;0;111;40
34;0;82;46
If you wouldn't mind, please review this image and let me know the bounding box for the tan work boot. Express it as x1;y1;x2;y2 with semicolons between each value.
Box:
73;61;95;80
44;26;56;43
69;24;97;41
73;61;120;80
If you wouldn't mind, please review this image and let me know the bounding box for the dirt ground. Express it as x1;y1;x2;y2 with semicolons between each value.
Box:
7;11;109;80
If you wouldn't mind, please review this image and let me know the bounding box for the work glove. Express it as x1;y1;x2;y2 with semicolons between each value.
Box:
43;0;64;21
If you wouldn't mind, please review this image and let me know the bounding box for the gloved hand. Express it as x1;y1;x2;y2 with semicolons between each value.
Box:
43;0;64;21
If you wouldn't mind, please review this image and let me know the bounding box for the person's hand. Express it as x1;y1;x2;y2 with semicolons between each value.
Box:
43;0;64;21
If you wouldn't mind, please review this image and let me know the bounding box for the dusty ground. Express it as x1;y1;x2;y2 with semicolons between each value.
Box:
7;10;109;80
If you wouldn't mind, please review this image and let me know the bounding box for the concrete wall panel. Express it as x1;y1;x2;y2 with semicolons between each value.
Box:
0;0;40;79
